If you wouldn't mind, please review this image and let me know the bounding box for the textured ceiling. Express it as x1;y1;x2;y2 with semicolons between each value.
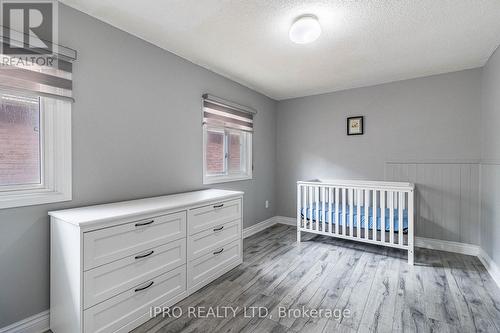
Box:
60;0;500;100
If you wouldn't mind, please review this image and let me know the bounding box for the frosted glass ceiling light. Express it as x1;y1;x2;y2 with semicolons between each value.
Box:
289;15;321;44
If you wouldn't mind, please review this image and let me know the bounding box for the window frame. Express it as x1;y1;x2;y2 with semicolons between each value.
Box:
203;124;252;185
0;94;72;209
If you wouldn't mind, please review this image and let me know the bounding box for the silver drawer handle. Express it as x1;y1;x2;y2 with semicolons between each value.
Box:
135;220;154;227
135;250;154;260
213;248;224;255
213;203;224;209
213;226;224;232
134;281;154;292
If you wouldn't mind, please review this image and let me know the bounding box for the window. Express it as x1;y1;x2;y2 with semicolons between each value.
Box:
202;95;254;184
204;127;252;183
0;93;41;186
0;89;72;209
0;30;75;209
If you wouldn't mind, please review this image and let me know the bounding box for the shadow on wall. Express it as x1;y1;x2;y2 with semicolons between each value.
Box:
415;184;464;242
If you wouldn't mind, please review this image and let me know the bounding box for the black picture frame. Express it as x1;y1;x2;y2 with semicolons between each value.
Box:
347;116;364;135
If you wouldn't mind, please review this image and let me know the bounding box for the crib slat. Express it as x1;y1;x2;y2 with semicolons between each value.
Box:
313;186;316;232
334;187;339;235
315;187;320;231
408;189;414;265
309;186;313;231
328;187;333;234
342;188;346;236
381;191;386;243
302;185;307;229
349;188;354;237
302;185;308;229
328;187;331;233
356;189;361;238
325;187;329;232
301;185;307;228
300;186;307;228
299;186;302;228
398;192;404;245
310;186;314;231
372;190;377;241
308;186;313;229
389;191;395;244
321;187;326;233
297;185;301;230
364;190;369;240
303;186;306;229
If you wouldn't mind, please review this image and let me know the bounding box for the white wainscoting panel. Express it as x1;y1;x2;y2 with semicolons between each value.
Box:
385;161;480;245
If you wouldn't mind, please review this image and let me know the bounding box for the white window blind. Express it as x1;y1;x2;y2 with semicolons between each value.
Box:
0;27;77;102
202;94;255;132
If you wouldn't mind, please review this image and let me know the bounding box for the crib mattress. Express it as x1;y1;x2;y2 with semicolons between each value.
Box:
300;203;408;232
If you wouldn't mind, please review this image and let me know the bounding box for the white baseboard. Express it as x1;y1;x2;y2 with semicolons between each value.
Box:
243;216;297;238
478;249;500;289
274;216;296;226
414;236;481;256
0;310;49;333
243;216;279;239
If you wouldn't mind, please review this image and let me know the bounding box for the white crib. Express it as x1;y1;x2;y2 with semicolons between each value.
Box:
297;179;415;264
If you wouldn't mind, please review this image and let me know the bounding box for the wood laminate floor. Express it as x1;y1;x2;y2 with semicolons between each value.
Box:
50;224;500;333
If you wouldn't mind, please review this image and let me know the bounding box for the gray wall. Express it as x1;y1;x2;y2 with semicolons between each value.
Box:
481;45;500;268
0;5;276;327
276;69;482;243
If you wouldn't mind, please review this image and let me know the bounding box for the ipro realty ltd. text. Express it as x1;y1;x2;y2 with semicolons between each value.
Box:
150;306;351;321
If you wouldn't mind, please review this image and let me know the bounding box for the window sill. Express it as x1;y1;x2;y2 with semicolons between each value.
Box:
0;189;72;210
203;175;252;185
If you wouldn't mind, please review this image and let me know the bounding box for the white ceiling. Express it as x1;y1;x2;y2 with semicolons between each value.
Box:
61;0;500;100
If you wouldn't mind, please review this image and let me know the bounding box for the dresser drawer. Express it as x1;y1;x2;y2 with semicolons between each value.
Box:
83;265;186;333
83;211;186;270
188;199;241;235
84;238;186;309
188;219;241;260
188;239;242;291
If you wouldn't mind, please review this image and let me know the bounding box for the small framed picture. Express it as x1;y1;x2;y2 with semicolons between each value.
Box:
347;116;364;135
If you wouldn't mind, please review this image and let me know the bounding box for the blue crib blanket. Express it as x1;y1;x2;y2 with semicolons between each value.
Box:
300;203;408;232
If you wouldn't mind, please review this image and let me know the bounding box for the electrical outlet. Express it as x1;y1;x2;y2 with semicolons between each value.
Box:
265;200;269;208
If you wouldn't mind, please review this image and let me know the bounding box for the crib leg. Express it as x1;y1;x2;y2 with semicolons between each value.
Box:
408;247;414;265
297;229;301;243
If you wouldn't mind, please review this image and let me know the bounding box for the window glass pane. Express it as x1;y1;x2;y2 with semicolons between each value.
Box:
206;129;225;175
0;92;41;186
228;132;243;174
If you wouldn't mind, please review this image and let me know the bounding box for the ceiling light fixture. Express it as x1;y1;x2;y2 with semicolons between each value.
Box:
289;15;321;44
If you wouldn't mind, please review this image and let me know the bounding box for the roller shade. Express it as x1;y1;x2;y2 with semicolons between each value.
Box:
0;27;76;102
202;94;256;132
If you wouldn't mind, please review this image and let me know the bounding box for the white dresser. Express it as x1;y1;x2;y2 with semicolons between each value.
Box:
49;189;243;333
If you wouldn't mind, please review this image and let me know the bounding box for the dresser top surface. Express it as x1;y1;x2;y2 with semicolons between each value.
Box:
49;189;243;226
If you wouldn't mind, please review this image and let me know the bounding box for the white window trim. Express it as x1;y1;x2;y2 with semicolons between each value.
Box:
202;125;252;185
0;97;72;209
